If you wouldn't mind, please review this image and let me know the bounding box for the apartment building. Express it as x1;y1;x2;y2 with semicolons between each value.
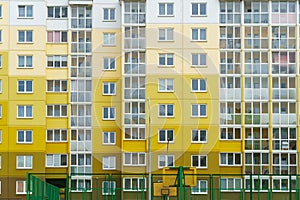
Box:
0;0;298;199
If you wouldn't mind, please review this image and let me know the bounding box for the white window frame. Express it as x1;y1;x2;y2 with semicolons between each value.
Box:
123;178;146;192
0;155;2;169
191;79;206;92
47;6;68;19
191;155;207;169
18;30;33;43
0;5;2;18
158;79;174;92
0;130;2;143
103;107;116;120
124;152;146;166
47;80;67;92
17;80;33;93
16;180;26;194
158;28;174;41
220;178;242;192
47;31;68;43
0;80;2;93
46;129;68;142
158;3;174;16
220;153;242;166
191;104;207;117
159;53;174;66
16;155;32;169
103;33;116;46
192;28;207;41
46;105;68;117
18;55;33;68
17;130;32;144
191;180;208;194
220;127;242;140
47;55;68;68
192;53;207;67
158;104;174;117
17;105;32;118
0;30;2;43
102;132;116;145
103;82;116;95
46;154;67;167
191;3;207;16
191;129;207;143
0;105;2;118
18;5;33;18
103;57;116;70
158;155;174;168
102;156;116;170
158;129;174;143
0;55;2;68
272;176;296;192
103;8;116;21
102;181;116;195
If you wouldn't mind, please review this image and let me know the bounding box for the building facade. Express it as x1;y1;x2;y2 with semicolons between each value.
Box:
0;0;299;198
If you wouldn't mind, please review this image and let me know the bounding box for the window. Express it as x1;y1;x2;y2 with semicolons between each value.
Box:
102;181;116;195
0;80;2;93
159;53;174;66
192;3;207;16
191;155;207;168
17;105;32;118
18;55;32;68
0;55;2;68
191;104;207;117
158;104;174;117
124;152;146;166
158;79;174;92
123;178;146;191
47;55;67;68
18;80;33;93
71;179;91;192
103;107;116;120
220;153;241;166
46;154;67;167
103;33;116;46
102;156;116;170
18;30;33;43
191;130;207;143
272;177;296;192
103;82;116;95
0;105;2;118
0;155;2;169
192;28;207;41
17;130;32;143
47;80;67;92
124;127;146;140
220;178;242;192
0;130;2;143
158;130;174;143
103;8;115;21
18;5;33;18
192;53;207;67
220;127;241;140
47;6;68;18
159;28;174;41
47;105;67;117
159;3;174;16
16;155;32;169
46;129;67;142
158;155;174;168
0;30;2;43
103;132;116;145
103;57;116;70
0;5;2;18
47;31;67;43
192;79;206;92
16;180;26;194
191;180;208;194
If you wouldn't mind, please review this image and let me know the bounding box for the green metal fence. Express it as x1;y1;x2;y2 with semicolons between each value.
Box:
26;173;300;200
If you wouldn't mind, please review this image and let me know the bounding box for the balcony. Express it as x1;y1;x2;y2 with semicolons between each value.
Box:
69;0;93;5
